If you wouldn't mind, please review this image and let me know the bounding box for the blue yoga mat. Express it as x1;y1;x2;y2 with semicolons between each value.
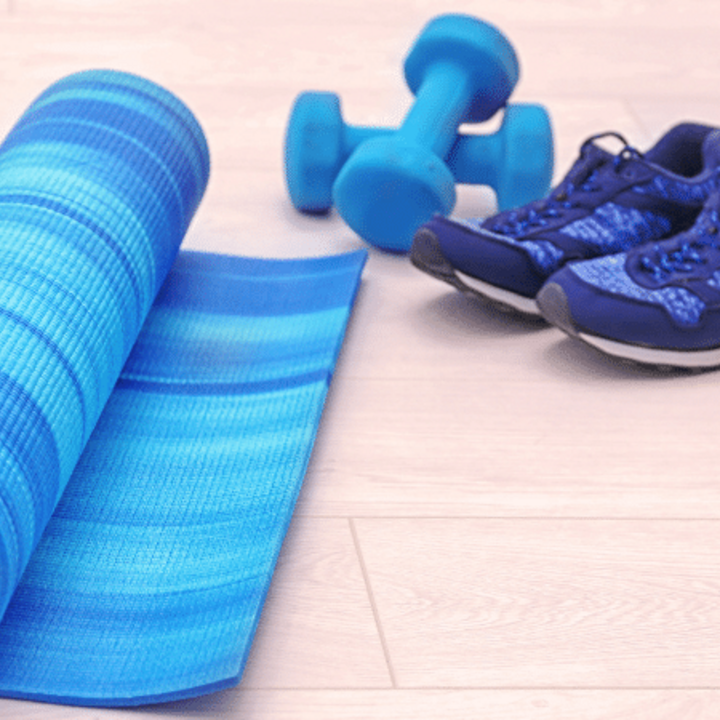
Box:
0;70;366;705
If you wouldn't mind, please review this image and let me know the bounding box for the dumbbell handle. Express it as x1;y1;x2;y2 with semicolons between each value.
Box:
341;118;507;186
401;61;475;160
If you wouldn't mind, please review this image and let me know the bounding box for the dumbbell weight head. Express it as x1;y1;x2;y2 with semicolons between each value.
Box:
404;13;519;126
494;103;554;210
334;136;456;253
283;91;346;214
284;92;387;214
446;103;554;211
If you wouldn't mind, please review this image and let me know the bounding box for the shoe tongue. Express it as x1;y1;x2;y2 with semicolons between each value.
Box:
701;130;720;170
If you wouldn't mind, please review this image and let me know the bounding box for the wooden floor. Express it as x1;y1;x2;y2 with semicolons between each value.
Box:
3;0;720;718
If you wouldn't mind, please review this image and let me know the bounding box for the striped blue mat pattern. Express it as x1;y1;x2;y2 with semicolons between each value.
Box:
0;70;366;705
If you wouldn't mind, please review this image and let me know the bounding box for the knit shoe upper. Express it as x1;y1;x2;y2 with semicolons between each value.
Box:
537;187;720;368
411;123;720;315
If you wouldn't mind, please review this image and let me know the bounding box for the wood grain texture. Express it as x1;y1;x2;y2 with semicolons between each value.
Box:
4;690;720;720
354;519;720;688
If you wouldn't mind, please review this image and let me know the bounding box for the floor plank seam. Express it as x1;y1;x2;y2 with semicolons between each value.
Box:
348;517;398;689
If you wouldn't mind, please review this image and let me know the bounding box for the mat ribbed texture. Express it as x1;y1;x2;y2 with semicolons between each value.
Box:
0;70;366;706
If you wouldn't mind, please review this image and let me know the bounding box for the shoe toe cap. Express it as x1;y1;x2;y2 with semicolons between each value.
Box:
536;280;580;336
423;216;549;298
538;262;716;350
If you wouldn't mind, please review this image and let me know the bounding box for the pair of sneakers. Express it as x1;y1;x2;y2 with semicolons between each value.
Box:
411;122;720;369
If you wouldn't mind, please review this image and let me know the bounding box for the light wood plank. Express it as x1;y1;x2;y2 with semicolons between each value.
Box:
5;688;720;719
354;519;720;687
195;689;720;720
299;256;720;517
628;98;720;144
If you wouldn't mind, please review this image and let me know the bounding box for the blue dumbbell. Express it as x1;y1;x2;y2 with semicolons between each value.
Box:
284;91;553;216
332;14;524;252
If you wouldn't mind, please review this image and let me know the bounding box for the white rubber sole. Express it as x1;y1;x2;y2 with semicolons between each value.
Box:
579;332;720;369
456;269;540;316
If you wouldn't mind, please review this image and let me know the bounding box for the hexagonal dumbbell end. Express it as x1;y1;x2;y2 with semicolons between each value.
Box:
447;103;554;212
284;91;553;216
284;91;389;214
333;14;522;252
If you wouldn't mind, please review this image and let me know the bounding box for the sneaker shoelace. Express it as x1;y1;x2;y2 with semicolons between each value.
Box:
638;195;720;282
489;132;644;237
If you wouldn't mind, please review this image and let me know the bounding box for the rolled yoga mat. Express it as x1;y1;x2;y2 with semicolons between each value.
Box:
0;70;366;706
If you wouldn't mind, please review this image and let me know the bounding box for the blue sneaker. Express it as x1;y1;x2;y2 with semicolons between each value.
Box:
537;188;720;368
411;124;720;316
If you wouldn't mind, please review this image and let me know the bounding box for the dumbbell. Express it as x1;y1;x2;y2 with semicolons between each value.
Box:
332;14;526;252
284;90;553;216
